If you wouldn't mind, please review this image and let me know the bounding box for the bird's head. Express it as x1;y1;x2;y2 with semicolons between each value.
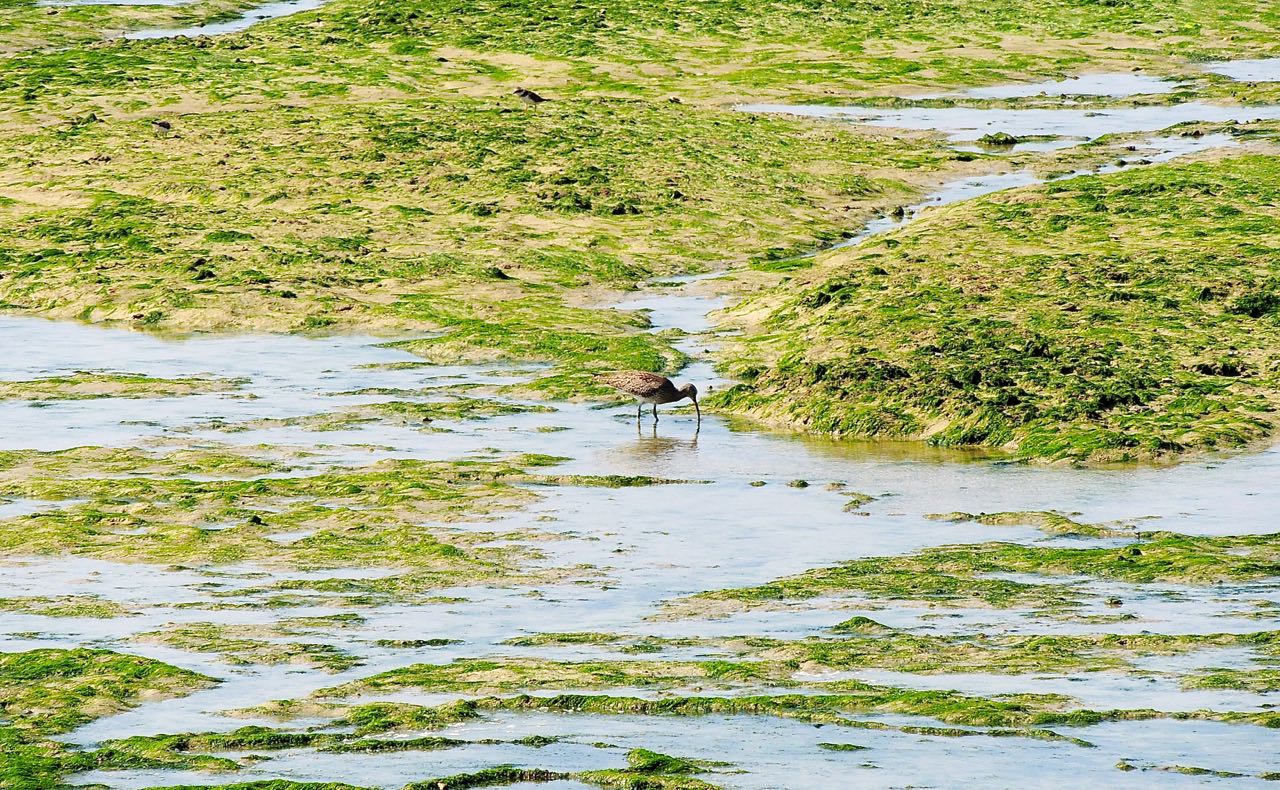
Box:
679;383;701;422
512;87;525;95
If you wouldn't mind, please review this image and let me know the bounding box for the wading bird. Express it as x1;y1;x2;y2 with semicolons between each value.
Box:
512;87;547;107
596;371;699;424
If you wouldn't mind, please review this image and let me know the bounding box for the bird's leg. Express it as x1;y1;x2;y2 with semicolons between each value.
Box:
636;402;642;421
652;403;659;422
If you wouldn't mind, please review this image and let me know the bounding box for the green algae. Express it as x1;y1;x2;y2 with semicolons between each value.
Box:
1;5;1278;789
0;456;559;572
0;445;289;480
143;778;371;783
524;473;701;488
0;594;133;618
926;510;1136;538
402;768;569;789
713;154;1280;462
374;638;461;648
1183;668;1280;693
201;397;556;434
503;632;625;647
0;0;260;52
665;553;1080;613
279;613;367;631
841;491;877;512
9;0;1280;95
485;631;1280;679
669;531;1280;615
579;748;725;789
829;616;894;635
0;83;943;386
316;657;776;698
0;372;244;400
0;648;214;736
308;691;1112;742
134;623;361;672
818;742;868;752
0;648;215;789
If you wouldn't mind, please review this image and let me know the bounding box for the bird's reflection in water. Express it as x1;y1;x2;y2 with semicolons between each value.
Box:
601;421;699;472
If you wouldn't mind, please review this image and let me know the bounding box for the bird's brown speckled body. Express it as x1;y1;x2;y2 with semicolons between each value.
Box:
596;371;700;423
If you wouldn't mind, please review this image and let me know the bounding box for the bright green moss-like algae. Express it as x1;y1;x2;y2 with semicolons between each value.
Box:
714;155;1280;462
666;531;1280;615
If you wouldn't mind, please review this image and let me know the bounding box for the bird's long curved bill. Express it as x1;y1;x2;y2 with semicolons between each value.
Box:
693;398;701;423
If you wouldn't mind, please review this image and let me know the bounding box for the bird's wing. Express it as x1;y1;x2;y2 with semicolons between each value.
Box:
594;370;669;396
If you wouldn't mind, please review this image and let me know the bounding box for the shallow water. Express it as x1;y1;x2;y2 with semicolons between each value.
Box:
736;101;1280;144
1204;57;1280;83
72;711;1280;790
0;75;1273;789
928;71;1180;99
123;0;329;38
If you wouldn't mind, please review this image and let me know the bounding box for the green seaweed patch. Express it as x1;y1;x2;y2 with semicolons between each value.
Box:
402;768;569;789
818;742;868;751
523;473;705;487
0;648;214;736
670;531;1280;615
1116;758;1258;778
218;562;591;607
133;623;361;672
0;595;133;618
0;457;571;573
926;510;1137;537
0;445;288;480
829;616;895;635
278;613;367;631
713;155;1280;463
579;748;727;789
842;492;877;513
203;397;556;433
136;782;371;790
374;638;462;649
324;691;1102;743
771;631;1280;677
1183;668;1280;693
503;632;626;647
316;657;778;698
495;630;1280;679
0;372;243;401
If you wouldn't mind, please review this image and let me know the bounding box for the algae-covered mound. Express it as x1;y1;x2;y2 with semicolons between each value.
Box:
0;647;214;735
0;372;242;400
0;648;214;788
714;155;1280;462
